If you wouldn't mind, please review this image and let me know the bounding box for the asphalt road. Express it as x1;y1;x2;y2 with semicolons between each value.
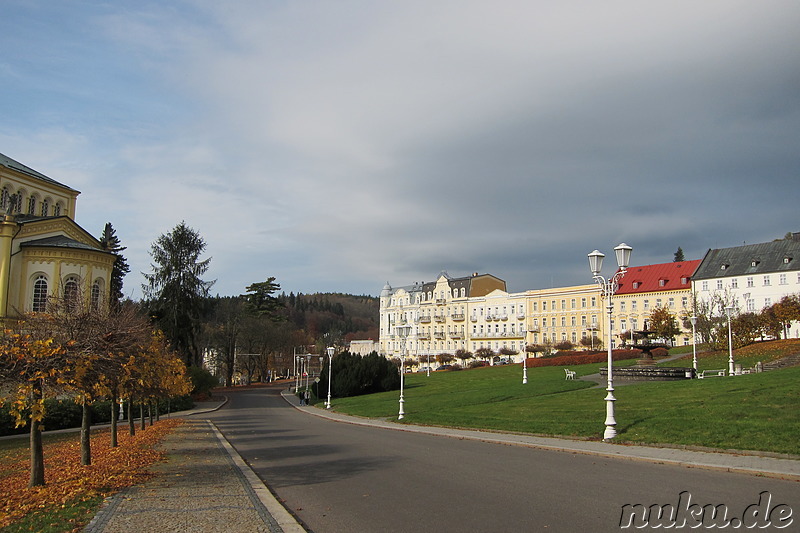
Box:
208;384;800;532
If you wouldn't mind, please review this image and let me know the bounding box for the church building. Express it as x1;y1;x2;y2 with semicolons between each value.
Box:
0;153;114;319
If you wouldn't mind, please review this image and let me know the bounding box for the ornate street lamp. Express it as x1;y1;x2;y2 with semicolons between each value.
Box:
588;242;632;441
725;305;735;375
522;350;528;384
397;324;412;420
326;346;335;409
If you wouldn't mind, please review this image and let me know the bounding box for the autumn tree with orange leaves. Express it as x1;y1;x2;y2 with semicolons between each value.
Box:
0;330;72;487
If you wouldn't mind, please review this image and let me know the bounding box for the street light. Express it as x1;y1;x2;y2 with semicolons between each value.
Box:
725;305;735;375
690;315;698;372
326;346;335;410
397;324;412;420
588;242;632;442
522;350;528;384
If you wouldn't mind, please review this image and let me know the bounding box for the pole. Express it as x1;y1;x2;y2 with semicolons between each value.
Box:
603;288;616;440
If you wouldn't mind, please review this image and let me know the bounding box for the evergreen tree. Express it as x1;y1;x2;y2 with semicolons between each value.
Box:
99;222;130;307
673;247;685;262
143;221;214;367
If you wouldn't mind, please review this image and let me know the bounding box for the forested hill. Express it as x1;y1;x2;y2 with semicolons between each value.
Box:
277;292;379;342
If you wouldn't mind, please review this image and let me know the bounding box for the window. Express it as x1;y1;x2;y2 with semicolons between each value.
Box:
747;299;755;312
668;298;674;308
716;280;723;290
32;276;48;312
731;278;738;289
64;277;79;311
591;297;597;307
681;277;687;285
560;300;566;310
780;274;787;285
571;299;576;309
620;301;626;312
41;199;49;216
53;203;62;216
551;317;556;327
581;316;587;326
571;316;576;326
746;277;754;288
27;195;36;214
581;297;586;308
631;301;637;311
561;317;566;327
701;281;709;291
91;281;102;310
763;275;771;287
659;279;666;287
765;298;772;307
643;300;650;310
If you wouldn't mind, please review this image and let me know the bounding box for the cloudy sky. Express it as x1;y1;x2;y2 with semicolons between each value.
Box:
2;1;798;298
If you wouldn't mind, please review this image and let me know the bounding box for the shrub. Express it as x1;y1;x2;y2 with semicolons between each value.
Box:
525;349;641;368
188;366;219;397
650;347;669;358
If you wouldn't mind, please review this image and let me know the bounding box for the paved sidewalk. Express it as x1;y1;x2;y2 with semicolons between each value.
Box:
84;417;304;533
282;390;800;480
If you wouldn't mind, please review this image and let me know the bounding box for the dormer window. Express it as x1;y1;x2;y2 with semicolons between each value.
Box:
659;279;667;287
784;256;793;264
632;281;640;289
680;277;688;284
720;264;729;270
751;260;760;267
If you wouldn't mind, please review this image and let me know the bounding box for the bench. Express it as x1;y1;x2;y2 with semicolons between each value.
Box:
697;369;726;379
564;368;576;380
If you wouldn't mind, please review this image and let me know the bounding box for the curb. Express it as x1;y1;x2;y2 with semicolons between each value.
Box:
208;421;306;533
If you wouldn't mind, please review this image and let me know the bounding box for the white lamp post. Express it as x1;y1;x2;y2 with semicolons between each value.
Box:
690;315;698;372
427;352;431;377
397;324;412;420
588;242;632;442
725;305;735;375
326;346;335;409
522;351;528;384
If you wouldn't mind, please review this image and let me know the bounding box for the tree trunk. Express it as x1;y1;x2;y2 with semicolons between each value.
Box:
81;401;92;466
110;392;118;448
140;403;145;431
148;402;154;426
29;381;45;487
128;401;135;436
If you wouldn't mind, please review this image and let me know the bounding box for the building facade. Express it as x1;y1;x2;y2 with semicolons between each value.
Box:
692;237;800;337
613;260;701;346
0;153;114;319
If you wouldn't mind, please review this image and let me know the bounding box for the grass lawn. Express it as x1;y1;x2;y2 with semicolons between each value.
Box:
326;340;800;455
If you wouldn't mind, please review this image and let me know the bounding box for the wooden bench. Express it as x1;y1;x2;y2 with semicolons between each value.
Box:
697;369;726;379
564;368;576;380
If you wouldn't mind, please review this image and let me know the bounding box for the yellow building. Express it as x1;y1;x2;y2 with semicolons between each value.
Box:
0;153;114;318
612;260;701;346
525;284;603;350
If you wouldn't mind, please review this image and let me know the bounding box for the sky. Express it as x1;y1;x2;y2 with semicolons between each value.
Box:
1;1;798;298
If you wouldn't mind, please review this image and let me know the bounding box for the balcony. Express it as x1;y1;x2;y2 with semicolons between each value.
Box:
433;332;446;340
436;298;446;305
418;334;431;340
419;316;431;323
450;332;464;339
470;315;478;322
434;315;446;323
452;313;465;321
517;313;526;319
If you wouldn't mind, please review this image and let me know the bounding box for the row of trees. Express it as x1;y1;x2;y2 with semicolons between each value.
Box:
0;299;190;487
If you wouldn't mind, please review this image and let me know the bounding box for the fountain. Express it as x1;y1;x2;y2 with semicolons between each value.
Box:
601;322;695;381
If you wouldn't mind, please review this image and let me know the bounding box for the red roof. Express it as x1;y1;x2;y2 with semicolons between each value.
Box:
615;260;701;295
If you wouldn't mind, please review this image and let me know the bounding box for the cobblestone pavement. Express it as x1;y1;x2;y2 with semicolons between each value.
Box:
84;418;302;533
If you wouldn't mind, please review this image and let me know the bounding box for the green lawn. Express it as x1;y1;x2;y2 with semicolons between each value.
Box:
326;353;800;455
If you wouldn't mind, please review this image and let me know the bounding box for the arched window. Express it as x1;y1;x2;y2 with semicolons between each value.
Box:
27;194;37;215
41;198;49;216
32;275;48;312
64;276;80;311
53;202;62;216
91;280;103;310
0;187;9;210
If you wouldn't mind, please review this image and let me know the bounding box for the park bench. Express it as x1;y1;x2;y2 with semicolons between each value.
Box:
564;368;576;380
697;369;726;379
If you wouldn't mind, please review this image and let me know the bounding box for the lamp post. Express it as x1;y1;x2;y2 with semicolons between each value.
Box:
427;352;431;377
725;305;735;375
326;346;335;410
588;243;632;442
397;324;412;420
522;350;528;384
690;315;698;372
